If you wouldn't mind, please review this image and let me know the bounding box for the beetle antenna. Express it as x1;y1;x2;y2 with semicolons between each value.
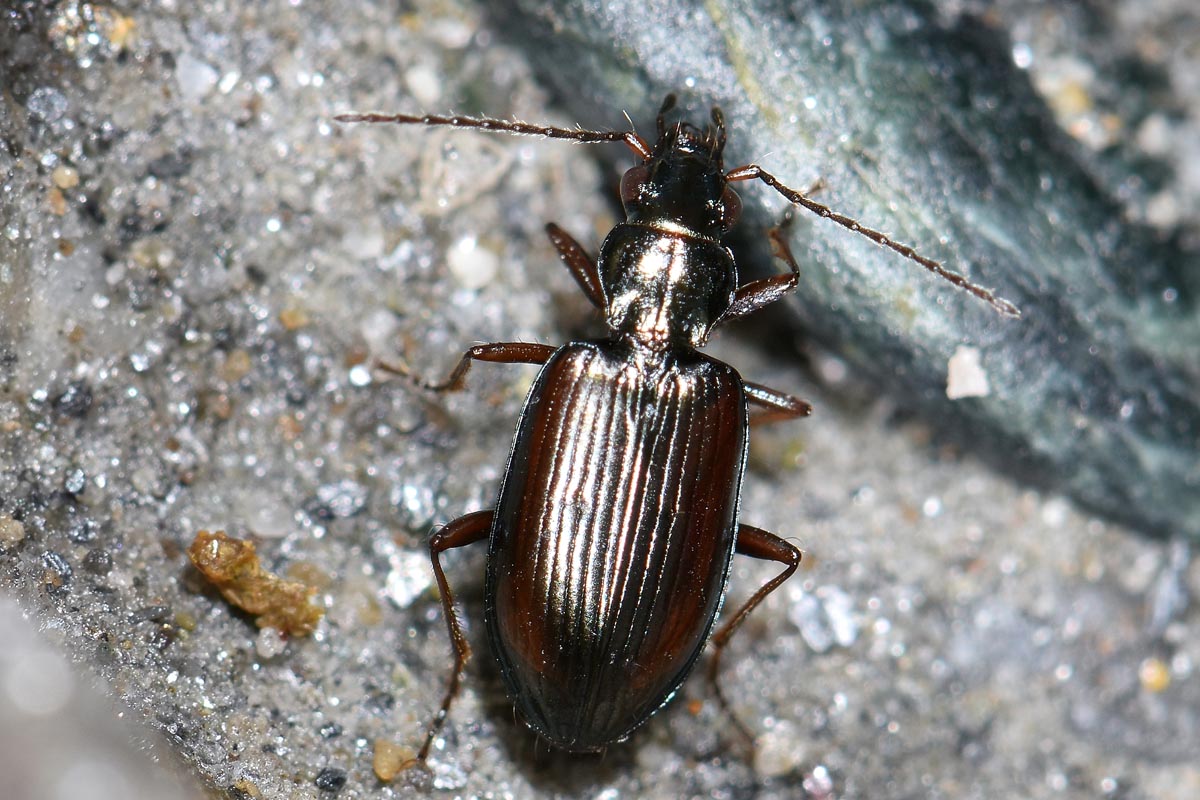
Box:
334;111;631;145
726;163;1021;317
335;111;654;160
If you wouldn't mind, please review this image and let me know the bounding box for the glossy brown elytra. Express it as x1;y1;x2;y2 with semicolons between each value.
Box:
336;95;1018;762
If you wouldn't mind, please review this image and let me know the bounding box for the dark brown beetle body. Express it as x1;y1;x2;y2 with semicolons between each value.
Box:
489;342;745;749
336;95;1018;762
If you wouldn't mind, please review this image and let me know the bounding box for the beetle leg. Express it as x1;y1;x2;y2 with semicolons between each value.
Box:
545;223;605;309
378;342;557;393
706;524;802;746
715;220;803;325
414;509;493;765
745;381;813;427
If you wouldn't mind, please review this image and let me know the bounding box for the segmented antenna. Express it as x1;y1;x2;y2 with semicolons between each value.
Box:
336;104;1020;318
332;111;656;156
725;164;1021;318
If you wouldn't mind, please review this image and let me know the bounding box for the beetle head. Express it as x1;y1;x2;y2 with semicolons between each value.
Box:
619;105;742;241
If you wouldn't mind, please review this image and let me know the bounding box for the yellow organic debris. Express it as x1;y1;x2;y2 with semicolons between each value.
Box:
187;529;324;635
372;739;417;782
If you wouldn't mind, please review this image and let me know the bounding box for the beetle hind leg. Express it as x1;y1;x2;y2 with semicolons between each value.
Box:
706;524;802;750
413;509;493;766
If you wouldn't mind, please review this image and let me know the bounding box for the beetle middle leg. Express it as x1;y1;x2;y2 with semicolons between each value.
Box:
379;342;557;393
706;524;802;745
745;381;813;427
416;509;494;764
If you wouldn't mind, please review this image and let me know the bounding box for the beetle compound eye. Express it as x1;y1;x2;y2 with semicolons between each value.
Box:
620;164;651;210
718;185;742;232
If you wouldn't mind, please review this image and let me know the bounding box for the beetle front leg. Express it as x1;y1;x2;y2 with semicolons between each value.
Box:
545;222;605;309
415;509;493;764
378;342;557;393
706;524;802;746
715;212;808;325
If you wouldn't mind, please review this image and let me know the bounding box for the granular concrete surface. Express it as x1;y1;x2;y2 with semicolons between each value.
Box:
1;2;1197;799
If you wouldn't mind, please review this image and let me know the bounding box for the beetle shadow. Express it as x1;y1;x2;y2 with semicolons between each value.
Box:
482;694;639;791
476;661;760;792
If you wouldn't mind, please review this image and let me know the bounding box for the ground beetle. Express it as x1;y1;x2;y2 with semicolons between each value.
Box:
337;95;1018;762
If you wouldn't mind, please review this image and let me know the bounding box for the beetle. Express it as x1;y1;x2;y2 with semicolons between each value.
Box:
336;95;1018;761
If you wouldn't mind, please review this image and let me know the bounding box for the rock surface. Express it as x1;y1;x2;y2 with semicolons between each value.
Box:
1;2;1198;799
491;0;1200;541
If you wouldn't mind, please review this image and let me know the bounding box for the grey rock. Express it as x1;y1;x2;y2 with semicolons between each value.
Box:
2;1;1199;799
491;0;1200;540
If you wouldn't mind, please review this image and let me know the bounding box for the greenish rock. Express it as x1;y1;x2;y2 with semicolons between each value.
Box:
3;2;1199;798
494;0;1200;540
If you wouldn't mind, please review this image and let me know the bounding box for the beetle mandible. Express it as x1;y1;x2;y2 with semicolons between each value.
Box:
336;95;1018;762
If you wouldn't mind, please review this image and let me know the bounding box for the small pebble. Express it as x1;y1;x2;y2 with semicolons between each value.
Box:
789;585;858;652
1139;657;1171;693
384;548;434;609
946;345;991;399
48;187;67;215
404;63;443;107
255;627;288;659
41;550;73;591
82;548;113;575
313;480;367;519
755;719;807;777
446;235;498;290
53;380;93;417
314;767;347;794
27;86;68;122
175;53;218;102
220;349;253;382
340;220;385;260
373;739;416;782
0;515;26;547
67;516;100;543
63;468;87;495
279;308;310;331
52;165;80;189
358;309;398;353
103;11;137;49
804;765;836;798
